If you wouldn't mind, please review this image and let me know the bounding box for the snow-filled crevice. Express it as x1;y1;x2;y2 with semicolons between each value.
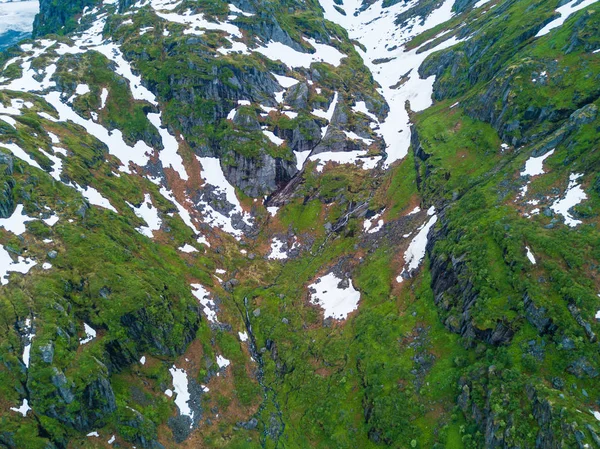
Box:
318;0;462;166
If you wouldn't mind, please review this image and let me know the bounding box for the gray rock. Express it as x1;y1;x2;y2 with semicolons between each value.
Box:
284;82;309;109
237;417;259;430
567;357;599;378
39;342;54;363
222;151;297;198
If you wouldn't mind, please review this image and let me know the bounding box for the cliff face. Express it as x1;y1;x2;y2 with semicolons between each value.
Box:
32;0;97;37
0;0;599;447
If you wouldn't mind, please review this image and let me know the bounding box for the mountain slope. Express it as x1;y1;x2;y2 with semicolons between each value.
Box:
0;0;599;448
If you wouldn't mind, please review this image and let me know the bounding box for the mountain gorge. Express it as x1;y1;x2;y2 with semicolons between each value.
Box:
0;0;599;447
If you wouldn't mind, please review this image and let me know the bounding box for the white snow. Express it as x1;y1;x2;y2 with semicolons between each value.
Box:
267;206;279;217
294;150;311;170
525;246;536;265
38;147;64;181
164;389;173;397
272;73;299;88
308;272;361;320
536;0;599;37
191;283;218;323
364;210;384;234
169;365;194;425
228;4;254;16
43;92;153;173
87;432;99;438
309;150;380;172
216;354;230;369
268;237;288;260
314;92;338;137
0;142;42;170
352;101;378;122
519;149;555;197
10;399;31;417
0;115;17;127
0;204;36;235
592;410;600;421
550;173;587;227
255;39;346;69
197;157;253;238
344;130;373;145
108;435;116;444
238;331;248;342
263;129;285;146
128;193;162;238
0;245;37;285
318;0;460;166
73;184;117;213
42;262;52;270
522;149;554;177
79;323;97;345
100;88;109;108
140;356;146;365
148;113;189;180
396;213;438;282
178;244;198;253
156;183;202;237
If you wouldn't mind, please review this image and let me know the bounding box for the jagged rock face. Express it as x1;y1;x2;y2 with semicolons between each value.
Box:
33;0;97;37
1;0;600;448
223;152;297;197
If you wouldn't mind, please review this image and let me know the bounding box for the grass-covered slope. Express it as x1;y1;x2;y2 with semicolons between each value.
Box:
0;0;598;448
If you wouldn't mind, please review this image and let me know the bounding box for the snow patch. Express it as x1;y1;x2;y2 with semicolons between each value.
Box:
550;173;587;227
128;193;162;238
216;354;230;369
364;210;384;234
79;323;97;345
197;157;253;238
309;150;380;172
169;366;194;426
268;237;288;260
0;246;37;285
308;272;361;320
255;39;346;69
536;0;599;37
10;399;31;417
191;283;218;323
397;213;438;282
318;0;460;166
525;246;536;265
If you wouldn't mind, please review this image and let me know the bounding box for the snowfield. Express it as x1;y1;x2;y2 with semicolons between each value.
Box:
318;0;461;166
308;273;361;320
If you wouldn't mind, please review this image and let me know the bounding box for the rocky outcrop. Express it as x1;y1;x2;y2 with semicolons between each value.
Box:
274;117;322;153
33;0;96;38
119;305;200;358
0;151;15;218
426;218;516;346
524;294;558;336
30;365;117;433
457;371;575;448
223;151;297;197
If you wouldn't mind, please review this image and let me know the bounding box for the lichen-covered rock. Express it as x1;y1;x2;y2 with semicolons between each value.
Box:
223;151;297;197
